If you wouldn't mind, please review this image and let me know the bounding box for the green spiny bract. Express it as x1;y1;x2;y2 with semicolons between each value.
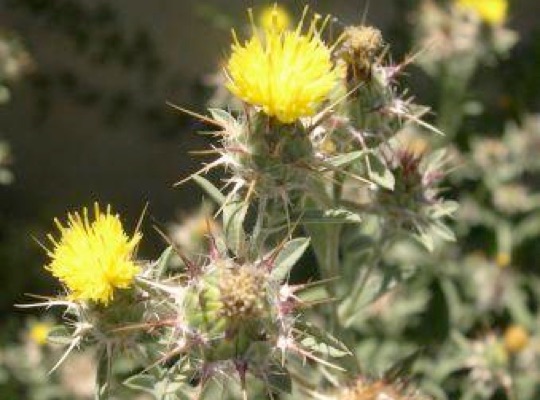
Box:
180;261;275;362
139;232;347;394
377;147;455;236
221;110;316;200
328;25;438;153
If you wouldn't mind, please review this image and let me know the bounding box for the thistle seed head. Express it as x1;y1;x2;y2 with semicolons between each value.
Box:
219;266;267;321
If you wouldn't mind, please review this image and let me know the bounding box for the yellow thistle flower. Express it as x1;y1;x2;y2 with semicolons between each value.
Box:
226;8;338;124
504;325;529;354
46;203;141;306
456;0;508;25
29;321;52;346
258;4;291;32
495;251;510;268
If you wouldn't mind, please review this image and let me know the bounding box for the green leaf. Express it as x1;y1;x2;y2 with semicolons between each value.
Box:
47;325;73;346
415;223;434;252
223;198;248;256
208;108;236;126
429;201;459;219
339;267;403;327
155;246;174;278
192;174;225;206
297;321;351;358
271;237;310;281
430;221;456;242
95;350;112;400
384;350;423;381
265;363;292;394
368;154;395;190
301;208;362;224
303;223;336;274
124;374;156;395
326;150;367;168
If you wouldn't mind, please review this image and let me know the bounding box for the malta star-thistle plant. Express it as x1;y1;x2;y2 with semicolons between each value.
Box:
45;203;141;306
226;7;339;124
179;10;380;219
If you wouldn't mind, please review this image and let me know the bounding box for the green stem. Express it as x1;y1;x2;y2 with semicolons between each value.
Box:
348;226;392;319
326;174;344;333
435;58;478;145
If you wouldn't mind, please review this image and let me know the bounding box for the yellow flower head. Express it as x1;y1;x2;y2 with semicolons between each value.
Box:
29;321;52;346
258;4;291;32
504;325;529;354
226;7;338;124
46;203;141;306
456;0;508;25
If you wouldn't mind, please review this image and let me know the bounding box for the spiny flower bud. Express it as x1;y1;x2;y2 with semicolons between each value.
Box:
380;148;441;214
211;109;319;204
179;260;279;363
332;25;438;152
168;239;290;364
144;233;347;392
374;146;456;249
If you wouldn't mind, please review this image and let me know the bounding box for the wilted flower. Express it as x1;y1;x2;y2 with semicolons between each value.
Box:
226;8;338;123
45;203;141;306
337;25;384;83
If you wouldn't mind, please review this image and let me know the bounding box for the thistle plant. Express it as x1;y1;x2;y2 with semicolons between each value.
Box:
17;3;540;400
414;0;517;139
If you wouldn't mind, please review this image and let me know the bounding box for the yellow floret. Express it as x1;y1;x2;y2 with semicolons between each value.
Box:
226;8;338;124
258;4;291;32
456;0;508;25
29;322;52;346
45;203;141;306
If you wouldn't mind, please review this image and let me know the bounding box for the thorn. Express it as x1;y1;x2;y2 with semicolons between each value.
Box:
166;101;225;129
152;224;200;277
205;216;221;261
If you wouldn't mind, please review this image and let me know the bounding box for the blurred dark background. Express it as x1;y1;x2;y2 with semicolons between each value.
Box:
0;0;538;315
